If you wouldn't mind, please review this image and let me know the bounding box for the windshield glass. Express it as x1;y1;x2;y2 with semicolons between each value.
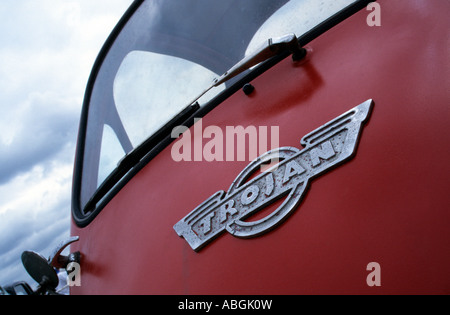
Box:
113;51;223;148
80;0;358;209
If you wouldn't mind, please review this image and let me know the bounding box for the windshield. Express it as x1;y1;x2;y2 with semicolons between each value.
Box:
79;0;359;210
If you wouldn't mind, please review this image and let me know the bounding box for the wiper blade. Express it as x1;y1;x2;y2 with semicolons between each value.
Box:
188;33;306;106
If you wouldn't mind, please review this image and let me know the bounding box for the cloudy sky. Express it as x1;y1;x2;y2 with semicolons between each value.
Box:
0;0;133;287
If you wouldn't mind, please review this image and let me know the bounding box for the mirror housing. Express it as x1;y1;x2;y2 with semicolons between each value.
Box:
17;236;80;295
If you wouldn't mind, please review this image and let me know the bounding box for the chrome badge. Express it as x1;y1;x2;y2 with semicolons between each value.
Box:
174;100;374;251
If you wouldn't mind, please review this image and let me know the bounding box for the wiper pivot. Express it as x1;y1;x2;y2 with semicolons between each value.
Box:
214;33;306;86
189;33;306;106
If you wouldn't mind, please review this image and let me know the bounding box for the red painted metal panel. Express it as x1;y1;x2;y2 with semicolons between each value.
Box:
71;0;450;294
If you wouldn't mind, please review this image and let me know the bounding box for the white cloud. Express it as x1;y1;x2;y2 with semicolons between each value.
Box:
0;0;132;288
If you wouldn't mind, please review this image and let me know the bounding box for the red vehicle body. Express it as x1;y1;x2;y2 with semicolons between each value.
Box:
70;0;449;294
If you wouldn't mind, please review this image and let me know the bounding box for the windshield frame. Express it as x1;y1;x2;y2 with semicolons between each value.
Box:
72;0;375;227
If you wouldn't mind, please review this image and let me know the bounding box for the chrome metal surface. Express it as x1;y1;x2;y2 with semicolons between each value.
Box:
48;236;80;269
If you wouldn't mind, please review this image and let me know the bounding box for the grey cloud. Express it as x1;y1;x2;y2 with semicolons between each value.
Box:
0;93;79;184
0;191;71;286
0;222;71;287
0;0;133;289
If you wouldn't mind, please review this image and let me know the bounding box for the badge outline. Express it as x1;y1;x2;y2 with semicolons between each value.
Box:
174;99;374;251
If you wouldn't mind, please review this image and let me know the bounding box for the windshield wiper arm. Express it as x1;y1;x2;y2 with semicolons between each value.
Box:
188;33;306;106
216;33;306;85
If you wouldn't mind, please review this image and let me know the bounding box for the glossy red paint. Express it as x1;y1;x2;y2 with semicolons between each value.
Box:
71;0;450;294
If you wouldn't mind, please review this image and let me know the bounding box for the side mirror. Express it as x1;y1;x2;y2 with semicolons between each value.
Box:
1;282;34;295
20;236;80;295
11;282;34;295
21;251;59;294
